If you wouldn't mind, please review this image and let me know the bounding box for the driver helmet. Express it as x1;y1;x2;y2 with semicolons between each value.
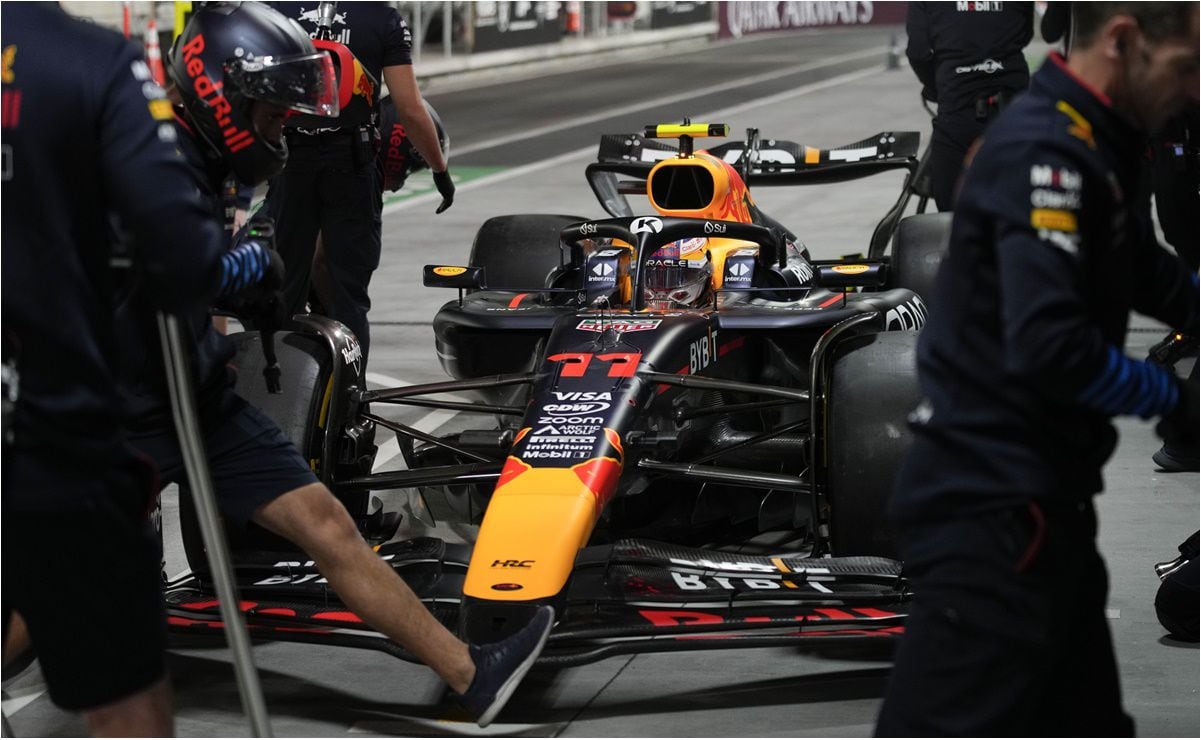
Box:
643;237;713;308
168;1;338;186
377;98;448;192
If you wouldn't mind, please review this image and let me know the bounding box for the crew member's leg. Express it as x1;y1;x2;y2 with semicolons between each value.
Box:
876;505;1067;736
928;112;983;212
253;483;475;692
1154;363;1200;471
1029;503;1135;735
310;233;334;318
166;391;474;691
316;160;381;359
2;610;34;678
138;388;553;724
84;677;173;738
264;151;324;321
3;456;173;737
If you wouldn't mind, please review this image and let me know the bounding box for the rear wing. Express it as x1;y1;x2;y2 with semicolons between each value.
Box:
585;130;923;257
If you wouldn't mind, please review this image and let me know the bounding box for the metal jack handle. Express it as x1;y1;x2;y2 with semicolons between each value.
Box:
156;313;273;737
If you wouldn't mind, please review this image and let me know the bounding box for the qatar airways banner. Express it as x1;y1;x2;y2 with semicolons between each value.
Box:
717;2;907;39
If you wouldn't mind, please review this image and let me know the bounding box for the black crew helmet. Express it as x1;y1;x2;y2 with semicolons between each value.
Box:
377;97;449;192
168;1;338;185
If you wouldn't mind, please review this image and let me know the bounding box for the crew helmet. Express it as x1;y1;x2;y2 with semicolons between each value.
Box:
642;237;713;308
377;97;449;192
168;1;338;185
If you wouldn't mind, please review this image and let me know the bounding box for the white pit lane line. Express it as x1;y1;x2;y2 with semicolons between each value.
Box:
383;61;887;218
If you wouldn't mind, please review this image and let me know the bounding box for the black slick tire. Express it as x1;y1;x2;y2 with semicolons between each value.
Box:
825;331;921;559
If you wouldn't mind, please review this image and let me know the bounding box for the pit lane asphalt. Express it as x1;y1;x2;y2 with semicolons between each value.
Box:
4;27;1198;738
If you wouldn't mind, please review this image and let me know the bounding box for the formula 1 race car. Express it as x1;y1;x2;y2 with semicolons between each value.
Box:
166;122;951;666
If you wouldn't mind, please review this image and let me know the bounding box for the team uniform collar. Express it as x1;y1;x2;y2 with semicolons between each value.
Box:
1033;52;1143;157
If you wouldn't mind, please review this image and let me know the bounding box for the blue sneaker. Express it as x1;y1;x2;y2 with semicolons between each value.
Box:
459;606;554;727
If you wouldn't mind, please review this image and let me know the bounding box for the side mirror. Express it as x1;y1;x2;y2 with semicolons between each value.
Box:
423;265;485;290
813;261;888;289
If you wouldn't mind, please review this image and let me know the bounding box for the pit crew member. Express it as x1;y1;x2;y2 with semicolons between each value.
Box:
906;1;1034;210
1;3;282;734
121;2;548;727
265;0;454;363
877;3;1199;735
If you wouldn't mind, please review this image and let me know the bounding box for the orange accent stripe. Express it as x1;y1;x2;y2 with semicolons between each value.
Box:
819;292;845;308
508;293;530;308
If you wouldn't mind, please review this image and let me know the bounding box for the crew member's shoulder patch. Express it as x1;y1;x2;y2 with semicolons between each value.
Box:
2;46;16;84
1028;159;1083;256
148;98;173;121
1056;100;1096;149
1030;208;1078;232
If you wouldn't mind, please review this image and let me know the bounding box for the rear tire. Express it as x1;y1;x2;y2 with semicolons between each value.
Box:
469;214;587;290
825;331;921;559
891;212;951;311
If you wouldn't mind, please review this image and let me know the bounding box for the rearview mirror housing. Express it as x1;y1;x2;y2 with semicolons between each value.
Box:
813;261;888;289
423;265;486;289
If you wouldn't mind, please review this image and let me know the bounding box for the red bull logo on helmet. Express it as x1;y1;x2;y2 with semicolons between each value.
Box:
179;33;255;153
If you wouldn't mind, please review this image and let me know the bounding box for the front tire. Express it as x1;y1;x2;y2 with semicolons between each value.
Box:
179;330;339;571
825;331;921;559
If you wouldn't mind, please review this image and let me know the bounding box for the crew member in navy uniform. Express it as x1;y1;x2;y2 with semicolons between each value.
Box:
1147;103;1200;472
1;3;281;734
906;1;1034;211
1151;104;1199;274
121;3;547;726
265;0;454;363
877;4;1198;736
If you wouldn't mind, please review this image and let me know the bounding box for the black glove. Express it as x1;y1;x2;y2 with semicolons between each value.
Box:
1156;373;1200;448
433;169;455;214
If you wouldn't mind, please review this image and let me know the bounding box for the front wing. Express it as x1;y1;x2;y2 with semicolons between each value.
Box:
166;538;908;666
